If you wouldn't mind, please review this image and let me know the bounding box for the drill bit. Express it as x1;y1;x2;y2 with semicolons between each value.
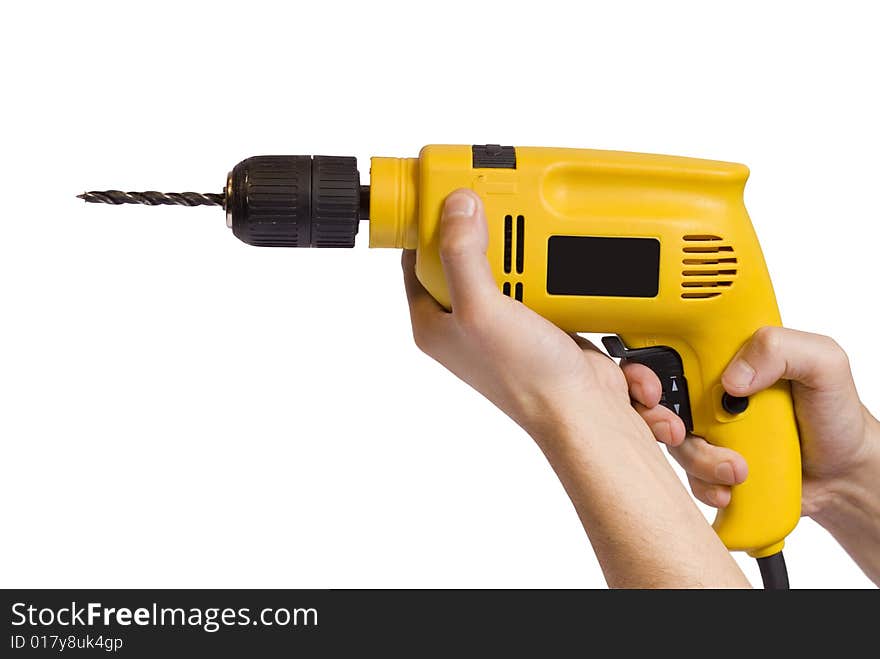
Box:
77;190;224;207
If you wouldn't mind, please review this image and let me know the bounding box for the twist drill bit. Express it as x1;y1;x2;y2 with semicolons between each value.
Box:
77;190;224;207
78;155;369;247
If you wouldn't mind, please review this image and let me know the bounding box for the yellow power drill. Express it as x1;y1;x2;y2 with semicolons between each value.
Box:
79;144;802;588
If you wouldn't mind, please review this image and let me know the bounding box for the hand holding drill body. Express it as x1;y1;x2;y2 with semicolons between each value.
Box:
625;326;880;584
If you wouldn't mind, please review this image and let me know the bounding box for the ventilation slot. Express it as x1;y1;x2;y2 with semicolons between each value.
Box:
683;234;723;241
683;258;737;265
683;269;737;276
501;213;525;302
503;215;512;274
682;291;722;299
680;235;737;300
515;215;525;274
683;245;734;253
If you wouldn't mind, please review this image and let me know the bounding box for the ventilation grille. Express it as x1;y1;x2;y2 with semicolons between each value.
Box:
502;214;525;301
680;235;737;299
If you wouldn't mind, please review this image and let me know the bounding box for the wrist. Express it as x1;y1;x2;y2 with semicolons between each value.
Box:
520;389;633;453
525;397;660;480
806;408;880;525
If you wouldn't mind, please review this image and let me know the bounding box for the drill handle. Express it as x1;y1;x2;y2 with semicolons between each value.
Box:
618;331;802;556
706;378;802;556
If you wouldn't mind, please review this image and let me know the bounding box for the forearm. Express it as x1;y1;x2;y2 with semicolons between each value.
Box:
809;410;880;585
532;401;750;588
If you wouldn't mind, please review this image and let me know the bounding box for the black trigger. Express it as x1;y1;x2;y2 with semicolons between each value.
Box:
602;335;694;432
601;335;627;358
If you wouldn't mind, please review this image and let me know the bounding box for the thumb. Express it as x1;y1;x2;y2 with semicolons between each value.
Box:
437;189;500;315
721;326;854;396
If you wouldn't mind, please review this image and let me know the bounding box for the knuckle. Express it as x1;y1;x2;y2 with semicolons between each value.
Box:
820;335;851;372
690;445;719;476
693;455;716;478
681;442;712;475
752;326;782;355
679;452;704;475
438;232;473;262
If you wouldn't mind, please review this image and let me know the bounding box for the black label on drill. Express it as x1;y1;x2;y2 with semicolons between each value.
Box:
546;236;660;297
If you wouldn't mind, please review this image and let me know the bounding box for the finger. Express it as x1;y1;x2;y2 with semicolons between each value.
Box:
722;326;854;396
687;474;732;508
633;402;687;446
401;250;450;353
668;435;748;486
621;361;662;407
437;189;501;317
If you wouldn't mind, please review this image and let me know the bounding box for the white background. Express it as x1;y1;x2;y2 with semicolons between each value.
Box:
1;1;877;588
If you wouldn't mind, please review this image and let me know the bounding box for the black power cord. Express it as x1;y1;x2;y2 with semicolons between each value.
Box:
757;552;789;589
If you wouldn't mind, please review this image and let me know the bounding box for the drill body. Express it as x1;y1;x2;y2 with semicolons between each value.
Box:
370;145;802;557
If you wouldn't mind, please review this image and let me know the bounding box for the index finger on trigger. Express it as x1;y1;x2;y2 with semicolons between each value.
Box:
621;361;663;407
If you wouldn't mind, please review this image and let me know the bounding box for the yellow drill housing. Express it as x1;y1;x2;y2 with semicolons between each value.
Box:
370;145;802;558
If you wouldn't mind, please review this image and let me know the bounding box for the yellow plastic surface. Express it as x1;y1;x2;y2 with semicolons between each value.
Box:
369;145;802;556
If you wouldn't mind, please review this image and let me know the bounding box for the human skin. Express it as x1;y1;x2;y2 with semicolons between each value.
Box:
623;327;880;585
401;188;750;588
